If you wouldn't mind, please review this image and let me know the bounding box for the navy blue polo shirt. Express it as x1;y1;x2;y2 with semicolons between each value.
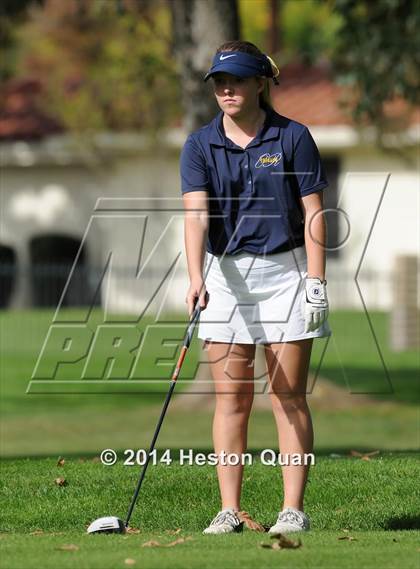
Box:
180;104;329;256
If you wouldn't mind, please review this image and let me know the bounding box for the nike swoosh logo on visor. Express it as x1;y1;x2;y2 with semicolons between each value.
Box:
219;54;237;60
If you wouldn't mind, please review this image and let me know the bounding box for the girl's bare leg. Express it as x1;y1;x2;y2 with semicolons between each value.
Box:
264;339;314;511
204;340;255;511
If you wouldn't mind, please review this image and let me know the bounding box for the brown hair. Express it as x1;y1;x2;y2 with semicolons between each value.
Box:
215;40;279;109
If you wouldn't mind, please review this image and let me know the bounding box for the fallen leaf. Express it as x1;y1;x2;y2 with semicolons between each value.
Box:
29;530;44;536
54;477;67;486
272;534;302;548
237;511;266;532
349;449;380;461
56;544;79;551
366;450;380;457
142;540;161;547
57;457;65;467
126;526;141;534
124;559;136;566
338;535;357;541
341;528;350;532
164;537;193;547
349;450;363;457
165;528;182;535
260;533;302;549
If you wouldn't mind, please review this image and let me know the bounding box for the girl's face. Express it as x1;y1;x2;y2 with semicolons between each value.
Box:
212;72;265;118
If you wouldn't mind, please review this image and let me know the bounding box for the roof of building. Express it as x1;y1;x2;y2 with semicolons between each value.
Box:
271;61;419;129
0;78;64;141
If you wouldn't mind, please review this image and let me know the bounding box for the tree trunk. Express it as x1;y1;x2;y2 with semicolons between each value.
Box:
268;0;280;54
170;0;240;133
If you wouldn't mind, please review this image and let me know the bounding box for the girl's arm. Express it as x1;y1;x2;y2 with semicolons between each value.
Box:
182;190;210;316
300;191;327;281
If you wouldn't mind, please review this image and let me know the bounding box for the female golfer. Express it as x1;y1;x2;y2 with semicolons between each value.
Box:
180;40;331;535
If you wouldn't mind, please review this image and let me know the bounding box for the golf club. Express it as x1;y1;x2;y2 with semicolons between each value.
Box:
87;295;204;534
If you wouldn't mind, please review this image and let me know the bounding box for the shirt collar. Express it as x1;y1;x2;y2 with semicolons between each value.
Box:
208;104;280;147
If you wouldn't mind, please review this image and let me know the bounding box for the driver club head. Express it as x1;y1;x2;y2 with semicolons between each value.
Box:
87;516;126;534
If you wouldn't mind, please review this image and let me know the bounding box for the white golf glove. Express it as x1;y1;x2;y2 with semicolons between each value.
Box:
300;277;329;332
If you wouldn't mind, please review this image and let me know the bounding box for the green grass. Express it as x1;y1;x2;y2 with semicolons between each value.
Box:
0;308;200;416
1;309;418;412
1;308;419;457
1;530;419;569
1;455;419;569
317;311;420;405
1;404;419;458
1;308;419;567
2;455;419;532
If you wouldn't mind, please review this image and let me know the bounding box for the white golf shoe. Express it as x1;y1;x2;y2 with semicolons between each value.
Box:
268;506;310;534
202;508;244;534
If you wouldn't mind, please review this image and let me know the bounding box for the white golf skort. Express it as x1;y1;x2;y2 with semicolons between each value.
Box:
197;244;332;344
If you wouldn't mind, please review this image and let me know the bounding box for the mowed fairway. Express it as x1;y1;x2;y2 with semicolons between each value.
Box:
1;456;419;569
1;308;419;568
2;454;419;534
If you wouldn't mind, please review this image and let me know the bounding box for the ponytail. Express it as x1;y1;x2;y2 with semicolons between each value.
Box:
265;55;280;85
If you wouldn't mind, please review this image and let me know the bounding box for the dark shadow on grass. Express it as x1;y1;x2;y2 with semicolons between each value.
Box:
318;367;420;405
2;447;419;461
384;515;420;530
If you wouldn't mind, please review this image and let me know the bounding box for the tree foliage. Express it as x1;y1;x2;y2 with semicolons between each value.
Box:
329;0;419;136
240;0;419;150
10;0;180;133
2;0;418;144
239;0;341;66
0;0;43;80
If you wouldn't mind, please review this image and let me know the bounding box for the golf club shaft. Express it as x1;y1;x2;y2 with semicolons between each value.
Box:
124;298;202;527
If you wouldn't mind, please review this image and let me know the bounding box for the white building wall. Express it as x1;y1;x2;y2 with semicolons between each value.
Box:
1;165;104;308
1;138;418;312
325;147;419;309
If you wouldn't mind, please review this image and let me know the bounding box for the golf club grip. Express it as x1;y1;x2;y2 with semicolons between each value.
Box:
185;292;208;347
184;301;202;348
124;299;202;528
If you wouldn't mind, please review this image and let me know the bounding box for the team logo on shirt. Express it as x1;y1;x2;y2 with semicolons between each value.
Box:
255;153;282;168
